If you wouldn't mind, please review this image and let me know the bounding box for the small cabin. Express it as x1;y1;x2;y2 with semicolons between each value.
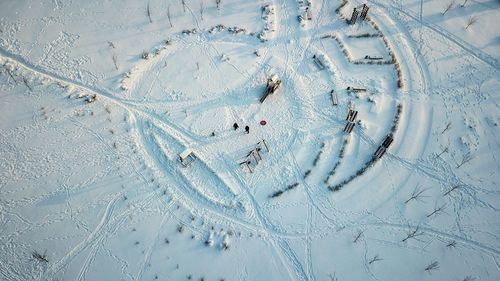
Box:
179;149;196;167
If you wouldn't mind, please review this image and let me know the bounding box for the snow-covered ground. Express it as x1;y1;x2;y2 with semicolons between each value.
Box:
0;0;499;280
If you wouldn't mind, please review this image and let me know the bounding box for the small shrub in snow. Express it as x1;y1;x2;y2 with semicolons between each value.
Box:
32;250;49;263
368;254;382;265
446;240;457;248
426;203;446;218
443;185;461;196
353;230;364;243
303;169;311;179
177;224;184;233
269;190;283;198
465;16;477;29
204;232;214;246
401;226;423;242
405;184;427;204
221;235;230;251
442;1;455;15
424;261;440;272
142;50;150;60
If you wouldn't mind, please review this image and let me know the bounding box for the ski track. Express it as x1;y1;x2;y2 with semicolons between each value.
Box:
371;0;500;71
43;194;121;279
365;221;500;257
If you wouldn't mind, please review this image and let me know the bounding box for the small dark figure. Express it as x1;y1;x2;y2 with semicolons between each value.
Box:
211;131;215;137
233;123;239;130
245;126;250;134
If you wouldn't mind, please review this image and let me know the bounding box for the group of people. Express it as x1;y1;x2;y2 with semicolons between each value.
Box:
233;123;249;134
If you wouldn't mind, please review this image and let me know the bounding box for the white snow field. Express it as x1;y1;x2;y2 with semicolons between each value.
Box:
0;0;499;280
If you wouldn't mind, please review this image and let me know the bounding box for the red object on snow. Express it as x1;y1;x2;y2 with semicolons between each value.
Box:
260;120;267;126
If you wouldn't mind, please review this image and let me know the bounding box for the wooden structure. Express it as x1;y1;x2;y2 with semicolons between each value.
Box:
179;149;196;167
373;134;394;160
239;140;270;173
360;4;369;20
349;8;359;25
346;86;367;93
331;90;338;106
313;55;325;70
364;55;383;60
344;109;358;133
260;75;281;103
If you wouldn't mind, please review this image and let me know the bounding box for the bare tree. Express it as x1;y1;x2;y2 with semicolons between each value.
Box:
368;254;382;264
200;0;204;20
328;272;338;281
353;230;364;243
23;77;33;91
446;240;457;248
182;0;186;12
437;147;448;158
460;0;469;7
402;226;423;242
456;152;473;168
147;2;152;23
5;67;16;83
405;184;428;204
424;261;440;272
465;16;477;29
112;53;118;70
444;185;461;196
442;1;455;15
427;203;446;218
167;5;173;27
441;121;451;134
32;250;49;263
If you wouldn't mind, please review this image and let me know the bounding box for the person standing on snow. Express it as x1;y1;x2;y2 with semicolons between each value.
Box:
245;126;250;134
233;123;239;130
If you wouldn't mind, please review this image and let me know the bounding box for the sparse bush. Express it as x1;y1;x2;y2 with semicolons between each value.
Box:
221;236;230;251
402;226;423;242
444;185;461;196
304;169;311;178
465;16;477;29
425;261;440;272
427;204;446;218
147;2;152;23
32;250;49;263
446;240;457;248
368;254;382;264
442;1;455;15
353;230;364;243
405;184;427;204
